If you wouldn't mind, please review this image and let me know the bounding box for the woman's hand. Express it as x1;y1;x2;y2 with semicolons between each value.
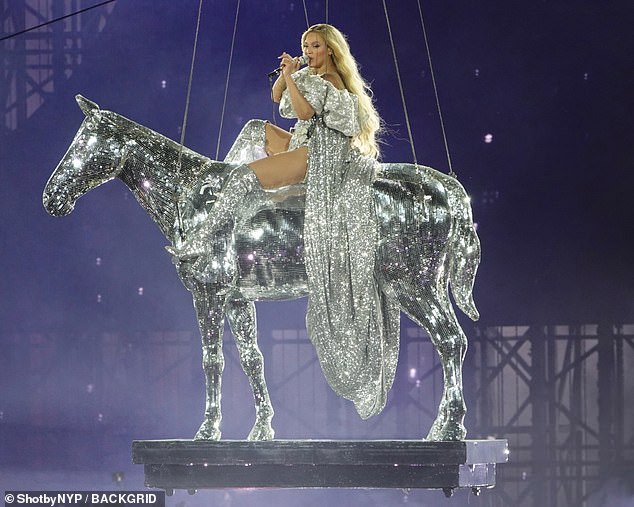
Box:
272;52;297;102
274;51;314;120
279;52;301;78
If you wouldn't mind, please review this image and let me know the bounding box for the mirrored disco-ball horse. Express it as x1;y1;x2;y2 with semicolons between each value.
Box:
43;96;480;442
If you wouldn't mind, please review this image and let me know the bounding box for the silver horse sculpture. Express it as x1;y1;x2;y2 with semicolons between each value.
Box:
43;96;480;441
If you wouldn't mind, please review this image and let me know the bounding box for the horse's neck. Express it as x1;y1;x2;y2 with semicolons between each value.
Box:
113;117;214;242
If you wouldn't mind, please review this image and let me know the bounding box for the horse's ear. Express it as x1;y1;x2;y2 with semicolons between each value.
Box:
75;95;100;116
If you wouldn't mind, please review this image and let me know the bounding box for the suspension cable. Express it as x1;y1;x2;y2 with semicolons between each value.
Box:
269;0;310;125
381;0;418;167
301;0;310;27
175;0;204;240
416;0;455;177
215;0;241;160
0;0;117;42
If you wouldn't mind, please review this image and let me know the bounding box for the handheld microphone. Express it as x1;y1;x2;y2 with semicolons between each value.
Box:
267;55;308;78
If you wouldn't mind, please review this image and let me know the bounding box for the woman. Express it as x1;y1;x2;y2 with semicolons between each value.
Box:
174;24;399;419
229;23;381;185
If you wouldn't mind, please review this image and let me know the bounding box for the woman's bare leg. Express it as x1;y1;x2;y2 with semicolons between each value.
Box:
248;147;308;189
264;123;292;155
168;146;308;258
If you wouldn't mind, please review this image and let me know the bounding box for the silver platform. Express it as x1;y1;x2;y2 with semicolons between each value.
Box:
132;439;508;496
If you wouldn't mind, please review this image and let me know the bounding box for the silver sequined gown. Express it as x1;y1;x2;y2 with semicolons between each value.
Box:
278;68;400;419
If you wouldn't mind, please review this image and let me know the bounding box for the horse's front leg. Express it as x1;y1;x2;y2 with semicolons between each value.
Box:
192;283;227;440
226;299;275;440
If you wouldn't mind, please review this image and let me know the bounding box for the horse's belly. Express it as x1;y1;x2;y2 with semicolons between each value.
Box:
373;170;453;288
234;208;308;300
232;165;456;300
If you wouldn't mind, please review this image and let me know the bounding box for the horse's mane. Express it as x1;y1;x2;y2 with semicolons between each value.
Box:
102;109;225;240
104;109;216;186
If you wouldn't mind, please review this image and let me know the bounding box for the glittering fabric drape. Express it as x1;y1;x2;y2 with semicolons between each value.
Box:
280;68;400;418
303;125;400;418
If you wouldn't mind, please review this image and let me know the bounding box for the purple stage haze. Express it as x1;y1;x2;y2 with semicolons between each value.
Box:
1;1;632;505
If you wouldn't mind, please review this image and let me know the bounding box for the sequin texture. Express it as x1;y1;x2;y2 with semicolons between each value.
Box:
43;94;481;441
279;68;400;418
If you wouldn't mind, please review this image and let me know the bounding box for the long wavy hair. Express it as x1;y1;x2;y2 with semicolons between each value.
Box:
301;24;382;159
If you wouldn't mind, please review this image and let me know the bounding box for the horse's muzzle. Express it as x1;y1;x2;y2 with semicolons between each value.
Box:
42;190;74;216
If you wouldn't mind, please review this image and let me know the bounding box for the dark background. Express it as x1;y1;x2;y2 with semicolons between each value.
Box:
1;0;632;333
0;0;632;503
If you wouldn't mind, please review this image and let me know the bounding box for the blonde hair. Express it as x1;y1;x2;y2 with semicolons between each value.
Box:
302;24;382;159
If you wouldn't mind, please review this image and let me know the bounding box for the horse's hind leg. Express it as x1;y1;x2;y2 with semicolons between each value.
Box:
226;299;275;440
399;289;467;441
192;285;227;440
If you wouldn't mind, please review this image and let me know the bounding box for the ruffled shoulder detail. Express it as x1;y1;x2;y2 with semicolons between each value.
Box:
321;80;360;137
280;68;360;137
279;68;325;118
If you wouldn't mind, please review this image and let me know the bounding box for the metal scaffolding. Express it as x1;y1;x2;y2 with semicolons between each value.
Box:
2;321;631;506
471;323;634;507
1;0;115;134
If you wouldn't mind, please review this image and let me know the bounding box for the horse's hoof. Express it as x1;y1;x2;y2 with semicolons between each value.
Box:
194;429;221;440
426;417;447;441
247;423;275;441
194;420;221;441
424;427;443;442
425;421;466;441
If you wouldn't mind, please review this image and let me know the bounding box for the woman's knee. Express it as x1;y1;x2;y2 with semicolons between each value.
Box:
234;119;266;143
243;118;266;131
265;123;291;155
248;147;308;188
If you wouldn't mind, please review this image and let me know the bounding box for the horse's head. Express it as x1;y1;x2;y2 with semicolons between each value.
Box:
43;95;129;216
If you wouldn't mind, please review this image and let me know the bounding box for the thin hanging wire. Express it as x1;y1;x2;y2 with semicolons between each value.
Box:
0;0;116;42
381;0;418;167
215;0;241;160
325;0;328;23
416;0;455;177
301;0;310;27
270;0;310;123
175;0;204;240
268;73;279;126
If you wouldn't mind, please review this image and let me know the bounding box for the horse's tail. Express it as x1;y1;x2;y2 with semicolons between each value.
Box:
447;182;481;321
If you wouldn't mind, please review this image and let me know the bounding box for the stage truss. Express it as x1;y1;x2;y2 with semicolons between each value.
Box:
1;0;116;134
472;323;634;507
1;322;632;506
